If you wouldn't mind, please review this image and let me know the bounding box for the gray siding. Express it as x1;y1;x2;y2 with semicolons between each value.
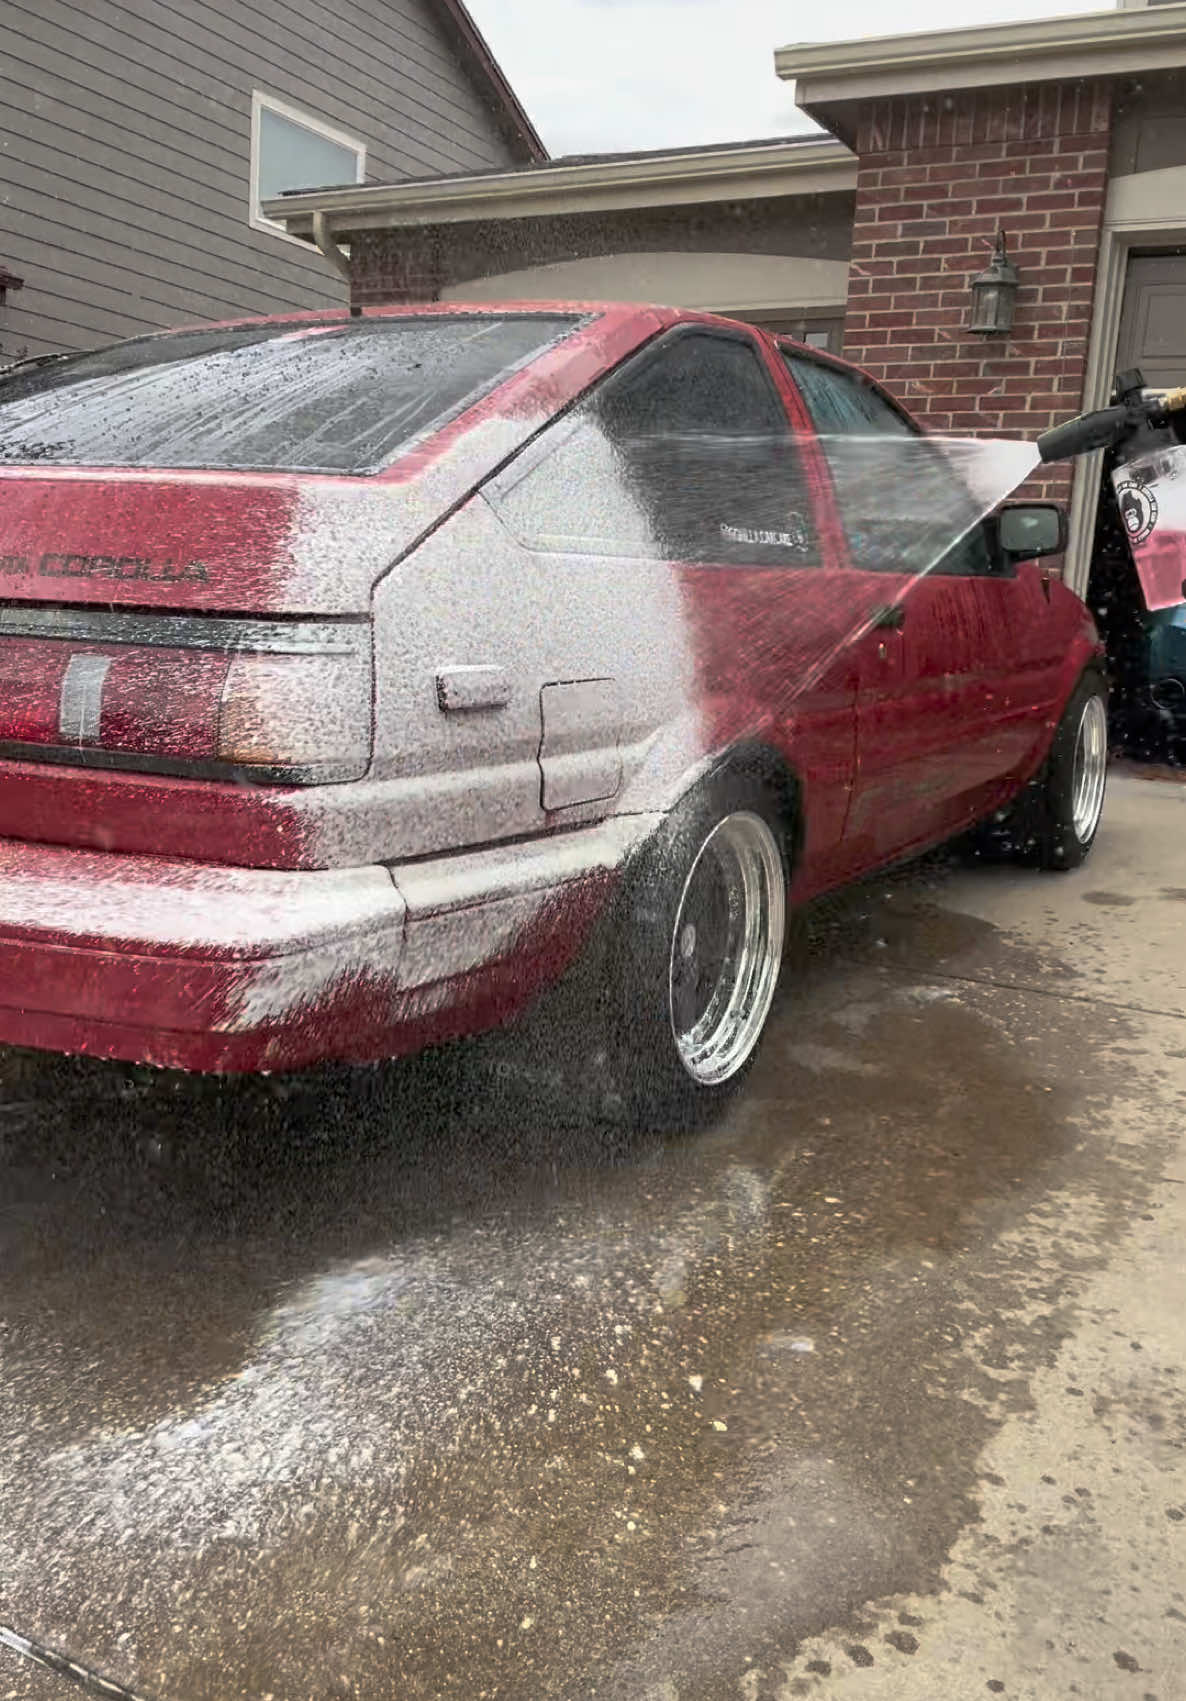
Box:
0;0;517;361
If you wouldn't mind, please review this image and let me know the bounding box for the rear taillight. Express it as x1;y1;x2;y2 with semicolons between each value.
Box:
0;610;372;784
218;648;371;779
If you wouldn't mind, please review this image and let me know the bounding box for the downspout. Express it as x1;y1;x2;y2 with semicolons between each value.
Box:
312;211;359;316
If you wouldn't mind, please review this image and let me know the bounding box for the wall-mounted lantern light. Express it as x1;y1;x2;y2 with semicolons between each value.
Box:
968;231;1019;336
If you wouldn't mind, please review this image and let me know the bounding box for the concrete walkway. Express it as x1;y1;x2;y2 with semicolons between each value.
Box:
764;770;1186;1700
0;771;1182;1701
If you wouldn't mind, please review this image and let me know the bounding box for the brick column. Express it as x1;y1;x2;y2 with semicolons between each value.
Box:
350;231;445;308
842;83;1113;509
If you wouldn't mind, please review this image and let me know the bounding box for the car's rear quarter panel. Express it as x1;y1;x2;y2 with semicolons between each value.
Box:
368;495;697;858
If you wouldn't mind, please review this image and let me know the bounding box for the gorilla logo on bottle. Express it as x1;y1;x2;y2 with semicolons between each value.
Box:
1115;476;1159;547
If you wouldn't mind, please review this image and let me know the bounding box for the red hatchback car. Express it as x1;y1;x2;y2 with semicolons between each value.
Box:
0;304;1105;1115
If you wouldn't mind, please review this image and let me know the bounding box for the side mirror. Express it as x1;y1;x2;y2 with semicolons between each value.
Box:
995;502;1067;562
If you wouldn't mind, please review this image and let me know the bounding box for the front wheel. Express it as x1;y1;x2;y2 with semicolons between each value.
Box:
605;778;789;1125
1028;673;1110;869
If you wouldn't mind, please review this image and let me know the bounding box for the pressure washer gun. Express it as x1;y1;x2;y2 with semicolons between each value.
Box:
1037;369;1186;467
1037;370;1186;611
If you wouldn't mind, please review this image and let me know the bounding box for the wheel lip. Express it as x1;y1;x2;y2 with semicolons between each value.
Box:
667;810;786;1088
1071;692;1108;845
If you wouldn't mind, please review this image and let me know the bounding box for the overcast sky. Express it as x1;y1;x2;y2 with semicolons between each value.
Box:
468;0;1117;156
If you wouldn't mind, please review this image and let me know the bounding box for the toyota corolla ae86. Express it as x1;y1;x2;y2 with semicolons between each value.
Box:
0;304;1105;1117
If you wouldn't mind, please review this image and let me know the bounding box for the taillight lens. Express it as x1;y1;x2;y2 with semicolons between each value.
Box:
218;649;372;780
0;611;372;784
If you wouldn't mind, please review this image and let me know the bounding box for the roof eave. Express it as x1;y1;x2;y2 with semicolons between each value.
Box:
429;0;547;163
776;2;1186;142
262;137;857;237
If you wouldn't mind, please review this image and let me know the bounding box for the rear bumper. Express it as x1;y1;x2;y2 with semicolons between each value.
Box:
0;816;656;1071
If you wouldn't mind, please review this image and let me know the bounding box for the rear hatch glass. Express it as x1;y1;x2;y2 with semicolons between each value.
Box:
0;314;579;477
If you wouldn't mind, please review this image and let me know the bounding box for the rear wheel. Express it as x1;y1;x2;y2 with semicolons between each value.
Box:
605;775;789;1125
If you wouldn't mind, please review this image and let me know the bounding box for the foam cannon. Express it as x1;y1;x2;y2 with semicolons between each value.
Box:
1037;369;1186;611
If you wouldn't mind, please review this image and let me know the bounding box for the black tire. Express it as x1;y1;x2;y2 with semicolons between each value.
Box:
598;769;791;1127
1030;672;1109;869
978;672;1109;871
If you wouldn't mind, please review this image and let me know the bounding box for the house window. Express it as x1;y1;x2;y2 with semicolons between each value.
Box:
250;92;365;239
0;265;23;309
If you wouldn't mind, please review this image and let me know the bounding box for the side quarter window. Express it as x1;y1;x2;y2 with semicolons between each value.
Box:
489;331;820;568
782;354;915;440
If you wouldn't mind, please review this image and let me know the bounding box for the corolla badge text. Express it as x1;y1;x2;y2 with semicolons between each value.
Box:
0;551;211;583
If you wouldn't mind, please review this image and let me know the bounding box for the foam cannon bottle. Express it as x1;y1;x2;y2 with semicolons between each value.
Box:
1038;369;1186;612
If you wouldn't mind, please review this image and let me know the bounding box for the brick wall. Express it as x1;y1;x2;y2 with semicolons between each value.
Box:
351;231;446;307
842;82;1113;507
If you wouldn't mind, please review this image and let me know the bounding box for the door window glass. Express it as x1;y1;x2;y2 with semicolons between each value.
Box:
930;525;998;578
783;351;989;577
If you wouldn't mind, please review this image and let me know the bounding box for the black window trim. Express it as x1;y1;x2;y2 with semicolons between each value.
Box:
590;322;816;571
485;321;826;568
486;320;795;503
594;320;796;435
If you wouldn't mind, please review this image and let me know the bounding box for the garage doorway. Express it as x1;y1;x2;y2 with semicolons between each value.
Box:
1087;249;1186;762
732;307;845;351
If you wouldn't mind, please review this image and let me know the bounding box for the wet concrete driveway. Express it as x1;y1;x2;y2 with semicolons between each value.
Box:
1;772;1184;1701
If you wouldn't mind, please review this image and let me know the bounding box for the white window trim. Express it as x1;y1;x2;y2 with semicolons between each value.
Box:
250;90;366;248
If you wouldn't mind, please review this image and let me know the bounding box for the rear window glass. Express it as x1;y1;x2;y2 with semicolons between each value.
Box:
0;315;579;476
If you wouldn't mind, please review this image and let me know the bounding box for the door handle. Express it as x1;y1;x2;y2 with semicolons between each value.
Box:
871;603;906;630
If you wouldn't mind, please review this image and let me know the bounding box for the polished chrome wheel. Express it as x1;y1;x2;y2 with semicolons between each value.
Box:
668;811;785;1087
1071;693;1108;845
